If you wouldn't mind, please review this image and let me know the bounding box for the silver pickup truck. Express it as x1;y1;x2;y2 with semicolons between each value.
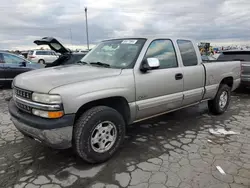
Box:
9;37;241;163
216;50;250;87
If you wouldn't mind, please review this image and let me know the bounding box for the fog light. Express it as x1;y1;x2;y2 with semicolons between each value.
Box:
32;109;64;118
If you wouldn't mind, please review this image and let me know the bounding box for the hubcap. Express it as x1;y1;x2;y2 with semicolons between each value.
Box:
219;91;228;109
90;121;117;153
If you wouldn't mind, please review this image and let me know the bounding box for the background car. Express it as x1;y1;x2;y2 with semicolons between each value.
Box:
0;51;43;86
217;50;250;87
33;37;88;67
45;52;86;67
27;50;59;64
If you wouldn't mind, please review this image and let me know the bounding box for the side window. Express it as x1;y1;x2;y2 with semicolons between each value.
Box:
36;51;43;55
145;39;178;69
177;40;198;66
3;53;24;64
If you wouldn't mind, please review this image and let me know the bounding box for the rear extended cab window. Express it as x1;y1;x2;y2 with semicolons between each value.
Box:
177;40;198;66
217;51;250;61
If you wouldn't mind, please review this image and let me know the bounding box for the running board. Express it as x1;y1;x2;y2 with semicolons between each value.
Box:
133;99;209;123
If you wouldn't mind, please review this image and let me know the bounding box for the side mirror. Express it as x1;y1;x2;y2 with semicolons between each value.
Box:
140;58;160;72
19;61;26;67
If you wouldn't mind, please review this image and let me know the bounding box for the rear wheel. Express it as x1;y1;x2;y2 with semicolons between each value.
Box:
74;106;126;163
38;59;45;64
208;84;231;115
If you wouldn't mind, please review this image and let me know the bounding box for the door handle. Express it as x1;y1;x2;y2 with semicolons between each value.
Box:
175;73;183;80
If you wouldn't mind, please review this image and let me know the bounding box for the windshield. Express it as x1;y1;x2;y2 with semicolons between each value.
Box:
80;38;146;68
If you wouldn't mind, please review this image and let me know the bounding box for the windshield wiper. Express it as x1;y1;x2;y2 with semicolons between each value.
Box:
90;62;110;67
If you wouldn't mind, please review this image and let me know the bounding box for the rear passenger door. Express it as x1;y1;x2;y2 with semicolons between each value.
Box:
135;39;184;120
177;40;205;106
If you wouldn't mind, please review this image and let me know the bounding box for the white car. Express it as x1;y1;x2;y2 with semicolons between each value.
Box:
27;50;59;64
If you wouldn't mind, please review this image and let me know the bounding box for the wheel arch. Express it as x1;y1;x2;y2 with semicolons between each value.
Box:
74;96;131;125
220;76;233;88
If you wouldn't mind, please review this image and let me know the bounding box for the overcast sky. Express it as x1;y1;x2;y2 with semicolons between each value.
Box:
1;0;250;50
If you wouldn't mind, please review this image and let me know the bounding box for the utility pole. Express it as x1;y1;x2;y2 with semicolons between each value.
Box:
70;28;73;46
85;7;89;51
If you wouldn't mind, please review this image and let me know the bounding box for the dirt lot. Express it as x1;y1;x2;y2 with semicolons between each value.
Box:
0;88;250;188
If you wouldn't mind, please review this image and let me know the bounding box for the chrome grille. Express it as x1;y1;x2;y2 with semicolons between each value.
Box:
14;87;32;100
14;87;32;113
15;101;32;113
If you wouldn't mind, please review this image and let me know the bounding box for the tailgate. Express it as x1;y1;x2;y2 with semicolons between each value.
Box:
241;61;250;75
241;61;250;81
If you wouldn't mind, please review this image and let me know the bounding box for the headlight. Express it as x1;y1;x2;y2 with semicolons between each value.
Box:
32;109;64;119
32;93;62;104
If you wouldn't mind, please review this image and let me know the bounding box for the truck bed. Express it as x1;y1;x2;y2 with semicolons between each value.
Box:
201;60;241;99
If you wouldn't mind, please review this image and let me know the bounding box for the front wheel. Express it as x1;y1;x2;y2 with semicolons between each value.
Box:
73;106;126;163
208;84;231;115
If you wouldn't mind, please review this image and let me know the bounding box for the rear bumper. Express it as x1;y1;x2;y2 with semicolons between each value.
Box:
241;76;250;86
9;99;75;149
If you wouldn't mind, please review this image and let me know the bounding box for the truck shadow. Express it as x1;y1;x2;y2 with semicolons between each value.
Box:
21;101;232;165
233;86;250;96
4;91;248;187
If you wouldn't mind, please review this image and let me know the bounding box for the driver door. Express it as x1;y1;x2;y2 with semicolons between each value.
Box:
134;39;184;120
3;53;30;80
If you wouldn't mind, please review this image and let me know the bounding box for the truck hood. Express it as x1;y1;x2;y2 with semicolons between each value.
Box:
14;64;122;93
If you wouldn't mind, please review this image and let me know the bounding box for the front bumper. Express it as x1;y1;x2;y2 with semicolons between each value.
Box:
9;99;75;149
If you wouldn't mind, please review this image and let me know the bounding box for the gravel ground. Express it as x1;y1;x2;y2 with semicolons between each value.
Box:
0;88;250;188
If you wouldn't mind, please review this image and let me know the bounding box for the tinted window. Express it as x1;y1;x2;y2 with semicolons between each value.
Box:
217;51;250;61
3;53;24;64
145;39;178;69
177;40;198;66
36;51;43;55
36;51;50;55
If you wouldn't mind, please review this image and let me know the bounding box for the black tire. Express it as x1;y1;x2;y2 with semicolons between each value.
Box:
38;59;45;64
208;84;231;115
74;106;126;163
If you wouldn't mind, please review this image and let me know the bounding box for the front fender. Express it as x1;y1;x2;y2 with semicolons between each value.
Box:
62;88;134;114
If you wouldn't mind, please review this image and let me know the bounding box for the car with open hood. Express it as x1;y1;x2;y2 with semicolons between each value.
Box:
31;37;88;67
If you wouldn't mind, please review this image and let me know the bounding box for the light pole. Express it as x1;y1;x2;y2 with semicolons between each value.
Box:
70;28;73;46
85;7;89;51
